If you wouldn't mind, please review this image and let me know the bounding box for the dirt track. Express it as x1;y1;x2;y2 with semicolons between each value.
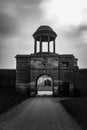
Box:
0;97;82;130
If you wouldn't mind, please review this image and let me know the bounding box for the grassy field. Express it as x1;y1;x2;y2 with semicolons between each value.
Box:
60;97;87;130
0;87;29;114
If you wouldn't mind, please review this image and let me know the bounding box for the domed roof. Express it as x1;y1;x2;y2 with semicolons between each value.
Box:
36;25;54;32
33;25;57;41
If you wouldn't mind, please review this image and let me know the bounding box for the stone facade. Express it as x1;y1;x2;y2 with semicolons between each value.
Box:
16;53;78;96
15;25;78;96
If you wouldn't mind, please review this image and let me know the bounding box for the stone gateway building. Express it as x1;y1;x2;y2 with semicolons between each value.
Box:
15;25;78;96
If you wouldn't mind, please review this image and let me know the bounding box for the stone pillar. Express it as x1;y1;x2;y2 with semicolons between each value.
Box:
40;37;42;52
34;39;37;53
53;40;55;53
48;36;50;52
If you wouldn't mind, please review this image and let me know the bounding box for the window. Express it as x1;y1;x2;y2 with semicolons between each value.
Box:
62;61;69;68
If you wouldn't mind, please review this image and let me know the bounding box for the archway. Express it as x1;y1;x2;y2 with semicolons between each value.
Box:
36;75;53;96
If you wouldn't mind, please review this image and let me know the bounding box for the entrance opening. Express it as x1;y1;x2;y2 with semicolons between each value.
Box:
37;75;53;96
62;82;70;96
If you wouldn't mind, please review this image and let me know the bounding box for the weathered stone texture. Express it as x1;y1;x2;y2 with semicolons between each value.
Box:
15;52;77;95
30;69;58;82
15;26;78;95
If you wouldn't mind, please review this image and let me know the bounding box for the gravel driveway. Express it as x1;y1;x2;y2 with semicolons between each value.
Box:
0;97;82;130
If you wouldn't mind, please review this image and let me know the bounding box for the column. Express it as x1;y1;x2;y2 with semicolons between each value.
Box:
34;39;37;53
53;40;55;53
48;36;50;52
40;36;42;52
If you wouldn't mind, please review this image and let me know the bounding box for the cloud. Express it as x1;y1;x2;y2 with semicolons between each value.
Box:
39;0;87;67
0;0;42;68
63;24;87;45
0;0;87;68
0;0;41;37
0;13;18;36
40;0;87;27
58;24;87;68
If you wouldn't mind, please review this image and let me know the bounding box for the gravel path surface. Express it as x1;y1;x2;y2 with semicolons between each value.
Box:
0;97;82;130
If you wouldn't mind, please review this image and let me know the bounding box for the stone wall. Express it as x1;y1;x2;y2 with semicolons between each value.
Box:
30;69;58;82
75;69;87;96
15;54;87;96
0;69;16;88
16;56;31;92
0;68;87;96
15;54;76;95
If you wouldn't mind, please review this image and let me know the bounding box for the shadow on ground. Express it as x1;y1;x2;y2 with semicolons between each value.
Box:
0;87;29;115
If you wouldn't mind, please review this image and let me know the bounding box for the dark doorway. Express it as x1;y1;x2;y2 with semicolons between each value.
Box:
59;82;70;96
62;82;70;96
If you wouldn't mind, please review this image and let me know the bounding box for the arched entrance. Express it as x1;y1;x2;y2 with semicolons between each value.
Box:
36;75;53;96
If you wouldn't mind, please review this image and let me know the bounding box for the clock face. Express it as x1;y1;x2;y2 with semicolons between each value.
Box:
30;57;58;68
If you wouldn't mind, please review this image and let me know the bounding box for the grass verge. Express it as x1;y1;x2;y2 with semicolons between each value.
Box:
0;87;29;114
60;97;87;130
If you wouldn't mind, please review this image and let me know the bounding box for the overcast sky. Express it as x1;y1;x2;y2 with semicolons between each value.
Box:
0;0;87;68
